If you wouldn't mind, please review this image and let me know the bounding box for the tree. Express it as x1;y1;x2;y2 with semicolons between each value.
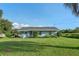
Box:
0;9;12;37
0;10;3;18
61;29;73;33
64;3;79;16
11;29;20;37
0;19;12;37
72;27;79;33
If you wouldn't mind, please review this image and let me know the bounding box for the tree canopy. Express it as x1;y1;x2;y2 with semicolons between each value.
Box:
64;3;79;16
0;10;3;18
0;9;12;37
0;19;12;33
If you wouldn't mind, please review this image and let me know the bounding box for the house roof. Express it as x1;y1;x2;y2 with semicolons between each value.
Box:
17;27;59;32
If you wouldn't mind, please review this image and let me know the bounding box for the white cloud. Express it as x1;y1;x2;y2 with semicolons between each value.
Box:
12;22;49;29
12;22;21;29
12;22;31;29
12;23;19;26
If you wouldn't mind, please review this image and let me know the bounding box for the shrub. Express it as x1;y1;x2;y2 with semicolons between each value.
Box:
5;32;11;37
57;31;62;37
63;33;79;39
33;31;39;38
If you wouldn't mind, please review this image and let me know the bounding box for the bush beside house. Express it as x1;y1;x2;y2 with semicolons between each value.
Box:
62;33;79;39
60;28;79;39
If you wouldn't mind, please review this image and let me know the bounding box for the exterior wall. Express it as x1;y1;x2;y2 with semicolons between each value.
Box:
51;32;57;35
0;33;6;38
19;31;57;38
39;31;49;37
19;32;31;38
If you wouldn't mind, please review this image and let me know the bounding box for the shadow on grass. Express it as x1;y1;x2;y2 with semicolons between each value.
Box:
40;45;79;50
0;41;79;52
0;41;44;52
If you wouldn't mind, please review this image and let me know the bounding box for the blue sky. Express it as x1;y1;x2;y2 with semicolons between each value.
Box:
0;3;79;29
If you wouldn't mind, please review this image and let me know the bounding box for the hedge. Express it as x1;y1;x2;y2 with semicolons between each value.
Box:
62;33;79;38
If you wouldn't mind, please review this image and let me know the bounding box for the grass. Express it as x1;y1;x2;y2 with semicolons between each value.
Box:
0;37;79;56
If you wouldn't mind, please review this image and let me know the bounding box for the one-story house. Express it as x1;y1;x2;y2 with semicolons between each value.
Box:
16;27;59;38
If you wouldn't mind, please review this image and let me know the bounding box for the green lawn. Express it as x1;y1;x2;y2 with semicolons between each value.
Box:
0;37;79;56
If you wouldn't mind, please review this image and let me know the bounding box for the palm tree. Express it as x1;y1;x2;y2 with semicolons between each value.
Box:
64;3;79;16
